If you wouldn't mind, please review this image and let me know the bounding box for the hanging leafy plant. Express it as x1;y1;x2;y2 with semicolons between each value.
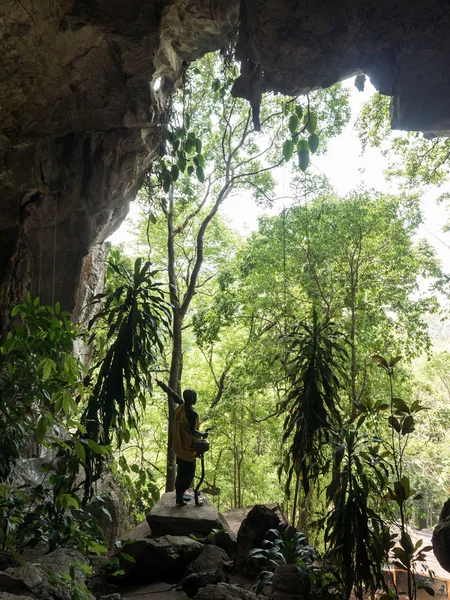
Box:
279;307;349;496
83;258;171;448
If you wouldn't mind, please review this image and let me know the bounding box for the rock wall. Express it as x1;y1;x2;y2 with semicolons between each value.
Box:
1;0;450;329
0;0;239;332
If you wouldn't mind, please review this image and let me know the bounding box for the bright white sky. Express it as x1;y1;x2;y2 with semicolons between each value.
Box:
110;77;450;269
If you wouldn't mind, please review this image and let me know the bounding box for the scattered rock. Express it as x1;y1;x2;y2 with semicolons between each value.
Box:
10;548;93;600
433;498;450;572
235;505;282;572
0;594;36;600
121;520;152;541
100;594;122;600
116;535;202;582
196;583;257;600
270;564;310;600
222;504;285;538
0;571;34;597
119;581;188;600
180;544;230;597
147;493;230;538
0;553;17;573
187;545;228;574
214;530;237;559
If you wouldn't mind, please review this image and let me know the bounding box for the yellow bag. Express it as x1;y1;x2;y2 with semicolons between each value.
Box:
172;405;200;462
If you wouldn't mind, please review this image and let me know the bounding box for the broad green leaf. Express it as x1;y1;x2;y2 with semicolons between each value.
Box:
163;174;172;193
283;139;294;162
305;110;318;133
171;165;179;182
289;114;299;134
298;149;309;172
401;414;415;435
36;415;48;443
388;415;401;433
196;166;205;183
75;439;86;463
308;133;319;153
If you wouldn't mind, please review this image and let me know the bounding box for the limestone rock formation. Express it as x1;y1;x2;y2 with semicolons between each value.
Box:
0;0;239;332
235;504;282;572
7;548;94;600
147;492;230;538
180;545;229;596
115;535;203;582
433;498;450;573
196;583;258;600
1;0;450;326
270;564;310;600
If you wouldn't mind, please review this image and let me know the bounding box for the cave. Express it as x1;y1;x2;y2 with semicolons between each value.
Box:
1;0;450;334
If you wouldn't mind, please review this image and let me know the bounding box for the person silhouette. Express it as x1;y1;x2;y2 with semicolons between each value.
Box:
157;380;208;506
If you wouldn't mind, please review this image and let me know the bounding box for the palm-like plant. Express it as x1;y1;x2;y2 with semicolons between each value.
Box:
320;425;392;600
279;307;349;498
81;258;171;502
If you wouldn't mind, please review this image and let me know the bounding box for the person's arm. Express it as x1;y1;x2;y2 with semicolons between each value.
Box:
156;379;183;405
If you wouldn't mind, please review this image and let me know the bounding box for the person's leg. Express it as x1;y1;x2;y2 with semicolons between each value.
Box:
187;459;196;491
175;458;187;505
175;459;196;505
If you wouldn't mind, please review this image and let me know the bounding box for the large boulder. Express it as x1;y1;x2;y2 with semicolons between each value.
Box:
8;548;93;600
147;492;230;538
116;535;202;582
196;583;258;600
187;545;229;574
433;498;450;572
0;572;34;597
235;505;282;572
180;544;229;596
270;564;310;600
213;530;237;559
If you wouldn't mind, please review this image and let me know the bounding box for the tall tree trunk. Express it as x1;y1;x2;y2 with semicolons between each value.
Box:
165;307;182;492
350;284;357;419
165;188;181;492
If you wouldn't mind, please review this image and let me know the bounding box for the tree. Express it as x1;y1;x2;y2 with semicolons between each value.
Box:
137;51;351;491
357;92;450;186
241;191;443;418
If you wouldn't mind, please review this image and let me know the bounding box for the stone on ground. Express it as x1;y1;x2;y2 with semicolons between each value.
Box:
222;503;285;537
235;505;283;572
196;583;257;600
7;548;94;600
0;594;36;600
180;545;229;597
117;535;202;582
122;520;152;541
433;498;450;572
120;581;189;600
186;545;228;574
147;492;230;538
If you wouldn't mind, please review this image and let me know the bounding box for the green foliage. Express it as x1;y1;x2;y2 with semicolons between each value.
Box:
375;355;434;600
279;308;349;495
248;527;338;598
321;425;392;600
357;92;450;186
115;454;160;521
0;295;85;481
84;258;171;447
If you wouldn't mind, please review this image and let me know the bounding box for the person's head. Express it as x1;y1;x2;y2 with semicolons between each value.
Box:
183;388;197;406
